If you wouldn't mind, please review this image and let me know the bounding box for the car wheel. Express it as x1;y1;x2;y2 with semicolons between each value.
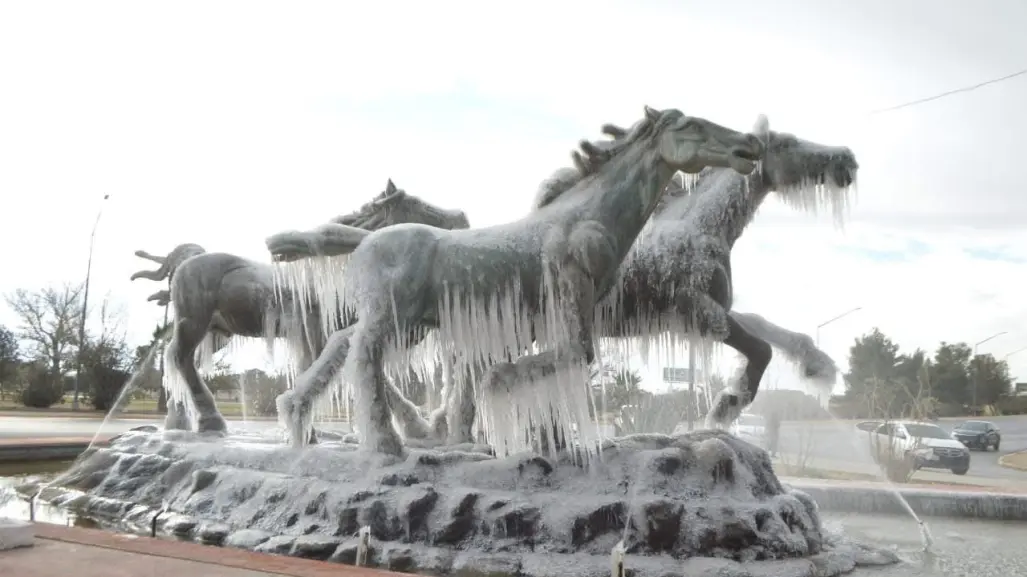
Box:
952;466;969;475
995;440;1000;451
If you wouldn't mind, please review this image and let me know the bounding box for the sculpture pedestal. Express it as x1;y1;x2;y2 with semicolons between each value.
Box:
30;429;897;577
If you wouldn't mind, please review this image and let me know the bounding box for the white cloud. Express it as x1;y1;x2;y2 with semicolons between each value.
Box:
1;1;1026;400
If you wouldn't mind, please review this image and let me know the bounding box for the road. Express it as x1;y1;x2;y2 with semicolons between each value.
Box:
0;415;282;440
776;415;1027;481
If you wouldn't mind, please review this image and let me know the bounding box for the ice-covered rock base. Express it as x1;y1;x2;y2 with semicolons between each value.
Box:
28;428;897;577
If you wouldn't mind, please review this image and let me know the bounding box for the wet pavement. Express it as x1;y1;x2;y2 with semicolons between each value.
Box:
824;511;1027;576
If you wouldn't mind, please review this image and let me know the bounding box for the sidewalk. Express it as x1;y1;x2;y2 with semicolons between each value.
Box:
773;453;1027;490
1;523;401;577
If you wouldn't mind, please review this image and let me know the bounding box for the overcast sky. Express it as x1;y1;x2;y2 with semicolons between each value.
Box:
1;0;1025;396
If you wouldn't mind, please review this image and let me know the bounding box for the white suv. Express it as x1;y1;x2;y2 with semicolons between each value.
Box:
856;420;970;475
730;413;767;447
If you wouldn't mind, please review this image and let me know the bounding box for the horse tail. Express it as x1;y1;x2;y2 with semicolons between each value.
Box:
267;223;372;260
315;223;371;255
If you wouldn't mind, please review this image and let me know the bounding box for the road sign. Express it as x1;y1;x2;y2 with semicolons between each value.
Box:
662;367;694;383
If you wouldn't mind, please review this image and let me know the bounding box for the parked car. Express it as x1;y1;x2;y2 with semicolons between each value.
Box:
952;420;1001;451
729;413;767;447
856;420;970;476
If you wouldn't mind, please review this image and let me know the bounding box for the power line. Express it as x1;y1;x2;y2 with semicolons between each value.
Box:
869;66;1027;115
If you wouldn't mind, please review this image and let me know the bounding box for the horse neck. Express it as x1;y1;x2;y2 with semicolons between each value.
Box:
585;146;676;254
676;169;771;249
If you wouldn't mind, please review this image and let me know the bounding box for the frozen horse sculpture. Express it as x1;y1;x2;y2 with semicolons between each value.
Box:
387;116;856;444
267;106;763;455
583;115;856;429
129;180;471;434
267;117;852;447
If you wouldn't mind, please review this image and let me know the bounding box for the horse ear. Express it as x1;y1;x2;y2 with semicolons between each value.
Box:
753;114;770;138
385;179;397;195
601;123;628;139
579;140;602;159
644;105;660;122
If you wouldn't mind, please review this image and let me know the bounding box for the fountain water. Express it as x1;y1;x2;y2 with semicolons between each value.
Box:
823;407;935;550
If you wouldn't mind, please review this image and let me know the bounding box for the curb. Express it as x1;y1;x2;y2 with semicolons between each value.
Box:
0;411;257;420
0;438;111;463
789;479;1027;521
998;451;1027;472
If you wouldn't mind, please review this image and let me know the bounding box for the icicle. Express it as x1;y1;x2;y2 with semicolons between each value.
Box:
776;175;856;230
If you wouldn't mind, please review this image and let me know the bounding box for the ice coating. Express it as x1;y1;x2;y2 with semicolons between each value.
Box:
268;106;764;456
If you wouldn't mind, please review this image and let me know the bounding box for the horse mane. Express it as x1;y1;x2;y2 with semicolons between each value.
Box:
330;179;402;225
531;107;682;211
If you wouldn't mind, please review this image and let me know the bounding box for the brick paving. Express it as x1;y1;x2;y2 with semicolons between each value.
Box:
0;524;403;577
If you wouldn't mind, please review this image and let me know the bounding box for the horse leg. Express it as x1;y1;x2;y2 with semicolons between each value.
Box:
730;310;838;386
482;259;597;456
443;357;478;445
277;325;355;446
164;398;191;430
380;330;443;441
298;318;330;445
427;361;450;440
344;316;404;456
705;314;772;430
167;318;228;434
385;379;433;439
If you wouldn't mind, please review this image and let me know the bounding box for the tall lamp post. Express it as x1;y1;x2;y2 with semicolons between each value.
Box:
72;194;110;411
1004;346;1027;393
971;331;1007;411
816;306;863;346
814;306;862;406
1004;346;1027;362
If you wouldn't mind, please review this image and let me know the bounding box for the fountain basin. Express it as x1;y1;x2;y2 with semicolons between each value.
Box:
790;480;1027;521
10;428;904;577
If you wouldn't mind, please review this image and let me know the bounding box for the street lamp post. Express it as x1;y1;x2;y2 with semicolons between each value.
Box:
971;331;1007;411
72;194;110;411
816;306;863;347
1003;346;1027;393
1003;346;1027;362
813;306;862;406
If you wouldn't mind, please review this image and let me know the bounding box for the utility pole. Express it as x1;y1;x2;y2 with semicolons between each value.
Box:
972;331;1007;411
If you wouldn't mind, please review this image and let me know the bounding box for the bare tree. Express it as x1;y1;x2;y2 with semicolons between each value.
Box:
4;283;84;389
78;295;134;411
777;407;818;476
0;324;21;400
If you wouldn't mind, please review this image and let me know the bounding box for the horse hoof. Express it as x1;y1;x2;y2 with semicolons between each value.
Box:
276;391;313;447
197;414;229;435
